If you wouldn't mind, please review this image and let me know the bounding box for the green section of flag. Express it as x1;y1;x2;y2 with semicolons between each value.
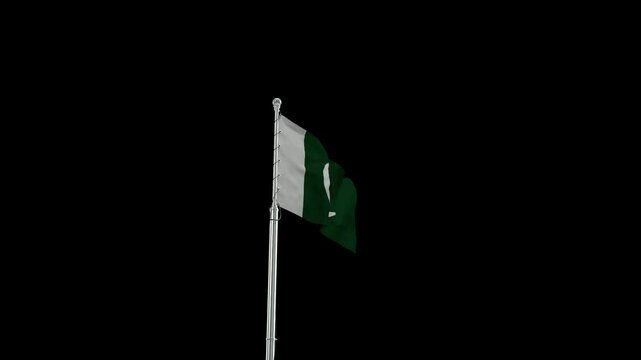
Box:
302;134;357;253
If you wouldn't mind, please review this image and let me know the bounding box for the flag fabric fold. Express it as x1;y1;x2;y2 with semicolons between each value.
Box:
278;115;357;252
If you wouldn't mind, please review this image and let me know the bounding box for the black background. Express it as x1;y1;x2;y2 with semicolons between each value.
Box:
18;21;565;358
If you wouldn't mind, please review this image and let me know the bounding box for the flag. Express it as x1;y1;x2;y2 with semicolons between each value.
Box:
278;115;357;252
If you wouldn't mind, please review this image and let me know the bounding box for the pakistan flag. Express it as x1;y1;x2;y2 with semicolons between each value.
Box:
277;115;357;253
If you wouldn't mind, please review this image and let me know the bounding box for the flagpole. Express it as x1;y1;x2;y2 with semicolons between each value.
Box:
266;98;281;360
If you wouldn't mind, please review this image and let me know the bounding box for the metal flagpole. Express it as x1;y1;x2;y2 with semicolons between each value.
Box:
266;98;281;360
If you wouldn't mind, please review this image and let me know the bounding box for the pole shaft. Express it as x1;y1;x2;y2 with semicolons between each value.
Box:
266;98;281;360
